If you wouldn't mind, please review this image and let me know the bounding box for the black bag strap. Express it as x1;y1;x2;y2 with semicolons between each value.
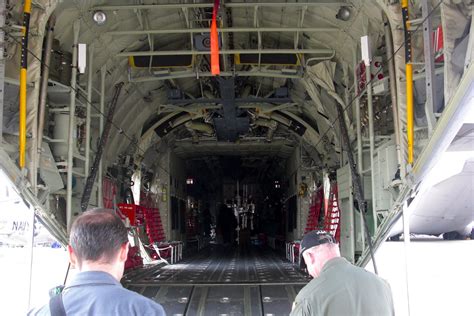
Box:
49;293;66;316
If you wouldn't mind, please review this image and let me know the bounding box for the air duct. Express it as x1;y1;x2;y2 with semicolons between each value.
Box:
241;85;252;98
185;121;214;143
252;118;278;142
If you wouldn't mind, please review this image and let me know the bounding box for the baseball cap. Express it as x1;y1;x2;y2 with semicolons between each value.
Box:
299;230;336;269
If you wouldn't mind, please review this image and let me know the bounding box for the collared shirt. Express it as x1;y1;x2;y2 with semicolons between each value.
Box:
290;257;395;316
28;271;166;316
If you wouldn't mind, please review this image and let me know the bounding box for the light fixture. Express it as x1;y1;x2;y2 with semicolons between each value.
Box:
93;10;107;25
78;43;86;74
336;6;351;21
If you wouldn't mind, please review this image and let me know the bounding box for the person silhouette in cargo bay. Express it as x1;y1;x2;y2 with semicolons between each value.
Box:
29;208;166;316
290;230;394;316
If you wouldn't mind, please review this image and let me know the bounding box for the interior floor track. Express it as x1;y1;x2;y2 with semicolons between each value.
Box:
125;246;310;315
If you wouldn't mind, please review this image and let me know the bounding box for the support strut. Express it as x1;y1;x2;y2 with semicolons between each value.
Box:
80;82;124;211
335;102;378;275
19;0;32;169
402;0;414;165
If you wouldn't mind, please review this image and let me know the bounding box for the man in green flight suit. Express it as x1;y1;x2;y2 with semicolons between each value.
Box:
290;230;395;316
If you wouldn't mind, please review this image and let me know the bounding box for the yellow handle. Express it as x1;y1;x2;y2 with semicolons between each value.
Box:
406;63;414;164
19;69;27;168
19;0;31;169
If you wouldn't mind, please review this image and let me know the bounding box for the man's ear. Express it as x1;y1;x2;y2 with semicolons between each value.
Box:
306;250;317;266
118;242;129;263
67;245;77;268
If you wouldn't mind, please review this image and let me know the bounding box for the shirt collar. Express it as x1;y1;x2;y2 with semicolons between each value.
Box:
67;271;121;288
320;256;349;275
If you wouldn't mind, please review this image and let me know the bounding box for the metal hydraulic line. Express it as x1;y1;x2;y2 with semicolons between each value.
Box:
66;21;80;231
421;0;437;135
402;0;415;165
98;66;106;207
0;0;5;144
383;13;405;180
352;48;365;252
19;0;32;169
335;102;378;275
365;37;377;228
37;15;55;166
80;82;124;212
85;44;93;178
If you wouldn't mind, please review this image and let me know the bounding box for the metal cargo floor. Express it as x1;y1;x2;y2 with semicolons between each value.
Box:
125;246;310;315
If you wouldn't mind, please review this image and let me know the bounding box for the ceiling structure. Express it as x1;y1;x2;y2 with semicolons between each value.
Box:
1;0;473;270
48;0;386;171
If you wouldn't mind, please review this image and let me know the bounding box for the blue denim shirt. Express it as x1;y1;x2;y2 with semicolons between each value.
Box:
28;271;166;316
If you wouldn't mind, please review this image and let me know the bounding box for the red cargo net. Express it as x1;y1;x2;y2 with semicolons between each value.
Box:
102;177;117;209
124;245;143;270
144;207;166;243
323;184;340;242
140;191;166;243
305;187;323;233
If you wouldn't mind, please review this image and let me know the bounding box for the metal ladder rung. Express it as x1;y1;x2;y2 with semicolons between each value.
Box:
43;136;66;143
72;170;86;177
74;153;87;161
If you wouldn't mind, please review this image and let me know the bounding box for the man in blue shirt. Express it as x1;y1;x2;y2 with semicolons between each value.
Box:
29;208;166;315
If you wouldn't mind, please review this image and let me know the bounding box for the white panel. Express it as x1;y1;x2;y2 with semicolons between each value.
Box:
78;43;87;74
337;164;355;263
360;35;371;66
39;143;64;193
374;138;398;212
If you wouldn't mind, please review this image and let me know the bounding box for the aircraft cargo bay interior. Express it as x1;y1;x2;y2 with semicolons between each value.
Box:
0;1;473;315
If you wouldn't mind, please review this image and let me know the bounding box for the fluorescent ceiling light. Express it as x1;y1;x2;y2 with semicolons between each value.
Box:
78;43;87;74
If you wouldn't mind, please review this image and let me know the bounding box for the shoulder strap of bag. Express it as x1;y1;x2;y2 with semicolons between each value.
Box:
49;293;66;316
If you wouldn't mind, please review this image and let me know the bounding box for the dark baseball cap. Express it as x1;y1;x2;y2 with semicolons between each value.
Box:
299;230;336;269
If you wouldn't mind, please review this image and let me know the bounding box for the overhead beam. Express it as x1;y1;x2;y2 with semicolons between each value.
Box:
239;103;297;113
168;97;292;105
92;2;349;11
107;27;338;36
129;70;304;82
134;1;154;72
159;104;222;114
118;48;334;57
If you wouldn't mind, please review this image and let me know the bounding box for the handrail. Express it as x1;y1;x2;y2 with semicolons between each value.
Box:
402;0;414;165
19;0;31;168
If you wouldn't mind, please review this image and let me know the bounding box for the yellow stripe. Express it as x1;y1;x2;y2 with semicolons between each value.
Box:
128;56;136;68
406;63;414;165
19;69;27;168
24;0;32;13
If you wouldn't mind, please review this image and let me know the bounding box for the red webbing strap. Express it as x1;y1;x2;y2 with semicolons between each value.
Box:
211;0;220;75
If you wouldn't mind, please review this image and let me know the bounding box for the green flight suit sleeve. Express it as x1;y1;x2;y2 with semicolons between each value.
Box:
289;298;314;316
